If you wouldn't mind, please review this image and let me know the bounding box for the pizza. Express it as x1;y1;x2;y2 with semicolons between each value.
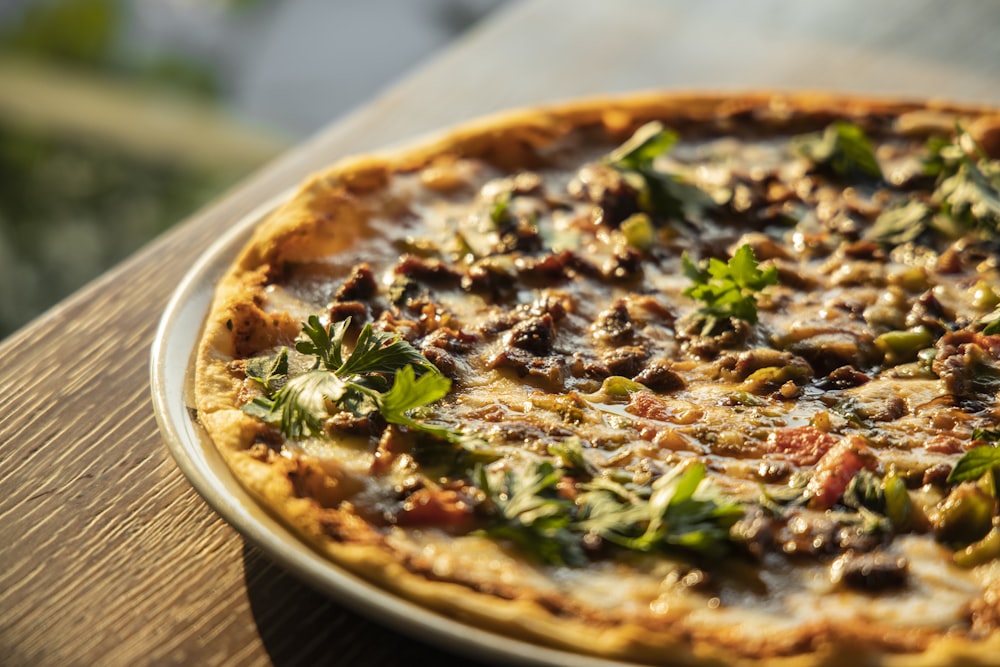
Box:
193;92;1000;665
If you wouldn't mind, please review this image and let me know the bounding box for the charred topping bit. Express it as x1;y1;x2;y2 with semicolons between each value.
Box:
334;263;378;301
678;318;752;360
594;346;647;379
487;347;567;389
922;462;953;487
933;331;1000;401
830;550;909;591
328;301;368;328
567;163;642;227
506;314;557;355
632;360;686;393
591;300;634;345
814;365;871;389
602;246;645;282
393;255;463;287
717;348;812;382
461;257;518;300
420;346;458;379
784;331;879;377
904;289;953;336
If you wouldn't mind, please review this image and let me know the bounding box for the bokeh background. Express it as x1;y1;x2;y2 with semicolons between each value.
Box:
0;0;507;339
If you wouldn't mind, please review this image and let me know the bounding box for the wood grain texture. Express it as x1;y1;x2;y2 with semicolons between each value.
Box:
1;0;999;665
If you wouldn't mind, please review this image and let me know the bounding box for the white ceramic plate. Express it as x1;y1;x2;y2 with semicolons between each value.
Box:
148;197;636;667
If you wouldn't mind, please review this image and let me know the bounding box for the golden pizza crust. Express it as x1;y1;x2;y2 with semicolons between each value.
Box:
194;91;1000;666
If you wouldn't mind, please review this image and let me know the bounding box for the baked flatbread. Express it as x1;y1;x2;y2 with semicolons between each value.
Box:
194;92;1000;665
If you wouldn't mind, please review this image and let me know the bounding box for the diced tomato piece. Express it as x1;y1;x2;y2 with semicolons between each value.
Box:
628;392;702;424
396;487;475;533
925;435;963;454
628;391;674;421
806;434;879;510
765;426;839;466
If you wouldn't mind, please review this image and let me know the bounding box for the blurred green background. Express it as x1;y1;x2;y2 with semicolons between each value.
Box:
0;0;505;339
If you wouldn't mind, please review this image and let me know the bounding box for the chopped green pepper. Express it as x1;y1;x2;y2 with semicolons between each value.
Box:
933;483;997;546
882;472;914;532
875;327;934;366
620;213;655;250
954;526;1000;568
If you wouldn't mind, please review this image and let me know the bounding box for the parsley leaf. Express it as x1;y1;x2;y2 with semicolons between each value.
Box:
606;121;679;170
245;370;348;439
925;127;1000;237
583;462;744;558
489;195;512;227
547;436;598;476
376;364;466;443
478;458;745;565
244;347;289;394
948;445;1000;484
478;461;584;566
645;463;745;556
243;316;453;441
794;121;883;180
866;200;935;245
924;128;991;179
377;364;450;420
296;316;349;370
337;321;434;379
682;243;778;335
604;121;716;221
868;129;1000;245
937;155;1000;236
572;478;654;545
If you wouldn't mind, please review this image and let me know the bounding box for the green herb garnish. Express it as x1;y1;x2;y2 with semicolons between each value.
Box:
244;347;289;394
948;444;1000;484
866;200;935;245
489;196;512;227
376;364;455;438
478;458;744;565
868;128;1000;244
794;121;883;180
973;428;1000;443
842;469;886;514
243;316;459;441
477;461;584;566
936;153;1000;237
547;437;598;476
681;243;778;335
604;121;715;221
579;462;744;558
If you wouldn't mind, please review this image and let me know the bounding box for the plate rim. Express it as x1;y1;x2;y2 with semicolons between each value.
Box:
148;196;637;667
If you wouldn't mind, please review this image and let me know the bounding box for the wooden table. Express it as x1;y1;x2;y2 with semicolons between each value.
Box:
3;1;999;665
